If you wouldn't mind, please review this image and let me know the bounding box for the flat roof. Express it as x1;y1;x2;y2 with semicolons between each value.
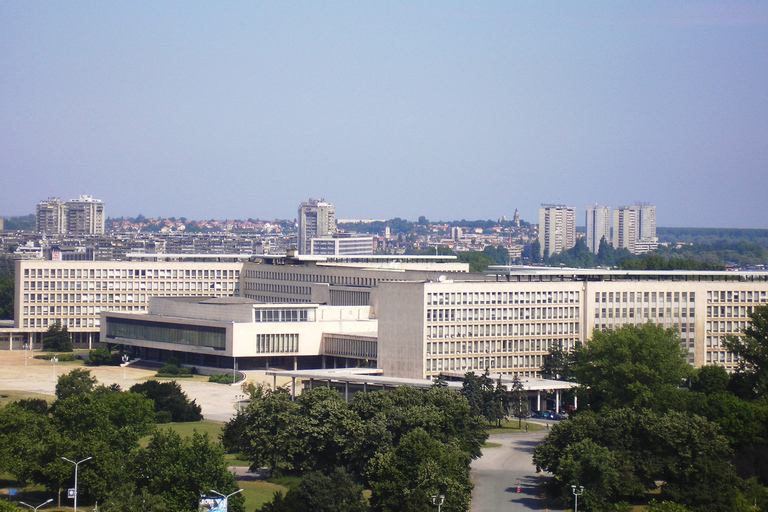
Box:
266;368;577;392
486;265;768;279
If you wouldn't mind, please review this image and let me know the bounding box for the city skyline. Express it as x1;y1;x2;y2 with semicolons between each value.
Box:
1;2;766;228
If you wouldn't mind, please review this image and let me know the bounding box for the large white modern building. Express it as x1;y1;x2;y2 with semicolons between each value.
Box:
538;204;576;257
36;195;105;235
5;254;768;381
7;257;243;348
103;296;377;371
585;205;611;254
378;267;768;379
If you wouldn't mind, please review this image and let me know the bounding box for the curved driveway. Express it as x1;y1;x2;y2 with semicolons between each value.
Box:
471;429;562;512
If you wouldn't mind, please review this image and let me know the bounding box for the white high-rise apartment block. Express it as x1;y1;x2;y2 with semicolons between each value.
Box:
613;204;658;254
585;205;612;254
36;195;105;235
298;199;336;255
538;204;576;257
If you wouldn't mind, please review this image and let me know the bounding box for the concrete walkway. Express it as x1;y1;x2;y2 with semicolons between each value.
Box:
0;350;281;422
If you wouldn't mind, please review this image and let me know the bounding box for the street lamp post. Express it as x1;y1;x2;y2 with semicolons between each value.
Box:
210;488;243;508
122;354;129;380
61;456;92;512
51;356;58;382
571;485;584;512
19;499;53;512
431;494;445;512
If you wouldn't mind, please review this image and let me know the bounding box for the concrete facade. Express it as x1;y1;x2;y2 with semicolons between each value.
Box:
585;205;611;254
298;199;336;254
377;268;768;379
538;204;576;257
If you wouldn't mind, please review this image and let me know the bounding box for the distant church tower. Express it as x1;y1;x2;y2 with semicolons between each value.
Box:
513;209;521;227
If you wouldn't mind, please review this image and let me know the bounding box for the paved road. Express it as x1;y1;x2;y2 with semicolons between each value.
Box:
471;430;561;512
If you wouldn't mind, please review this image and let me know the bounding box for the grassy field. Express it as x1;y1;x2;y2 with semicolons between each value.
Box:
487;419;546;434
0;390;53;407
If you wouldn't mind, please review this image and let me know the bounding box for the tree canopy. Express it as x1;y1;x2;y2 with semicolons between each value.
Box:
573;323;691;411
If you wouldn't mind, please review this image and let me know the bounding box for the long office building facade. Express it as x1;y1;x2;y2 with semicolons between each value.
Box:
378;268;768;379
9;258;242;348
5;256;768;381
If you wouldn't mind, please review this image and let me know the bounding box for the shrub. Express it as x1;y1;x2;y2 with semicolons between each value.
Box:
84;347;124;366
130;380;203;422
209;373;235;384
34;353;78;362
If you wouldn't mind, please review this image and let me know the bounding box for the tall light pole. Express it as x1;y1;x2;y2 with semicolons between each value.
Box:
431;494;445;512
23;342;30;366
19;499;53;511
51;356;58;382
571;484;584;512
61;456;92;512
210;488;243;509
122;354;129;380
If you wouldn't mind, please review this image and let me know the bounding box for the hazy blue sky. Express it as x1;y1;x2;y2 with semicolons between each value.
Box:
1;2;766;227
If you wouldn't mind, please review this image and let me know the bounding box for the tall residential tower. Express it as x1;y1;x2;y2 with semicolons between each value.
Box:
298;199;336;254
36;195;105;235
585;205;611;254
538;204;576;257
613;204;658;254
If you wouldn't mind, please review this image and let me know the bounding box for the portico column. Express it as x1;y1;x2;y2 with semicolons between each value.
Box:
555;390;561;413
536;392;541;411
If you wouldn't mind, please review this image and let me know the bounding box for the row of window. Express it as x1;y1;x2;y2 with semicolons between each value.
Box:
426;322;579;339
25;280;237;292
254;309;312;322
426;354;543;373
426;338;574;356
707;305;758;318
427;290;579;306
707;321;748;334
245;270;377;288
106;318;226;349
255;333;299;353
23;288;231;305
707;290;766;303
24;268;239;279
244;282;311;295
596;307;695;319
595;291;695;305
427;306;579;323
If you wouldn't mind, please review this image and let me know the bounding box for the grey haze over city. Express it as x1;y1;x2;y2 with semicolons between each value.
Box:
1;2;767;228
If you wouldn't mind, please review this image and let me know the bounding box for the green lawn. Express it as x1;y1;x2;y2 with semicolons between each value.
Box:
487;419;545;434
240;479;289;510
0;390;54;407
138;420;225;446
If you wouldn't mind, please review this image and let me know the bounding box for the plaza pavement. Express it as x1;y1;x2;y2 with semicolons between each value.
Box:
0;349;291;422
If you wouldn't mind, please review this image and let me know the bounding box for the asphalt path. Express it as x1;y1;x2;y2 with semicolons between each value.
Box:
471;429;562;512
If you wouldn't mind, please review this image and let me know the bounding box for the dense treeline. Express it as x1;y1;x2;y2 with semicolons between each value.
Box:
0;369;237;512
0;256;13;319
534;309;768;511
223;383;488;512
1;215;35;231
658;227;768;249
